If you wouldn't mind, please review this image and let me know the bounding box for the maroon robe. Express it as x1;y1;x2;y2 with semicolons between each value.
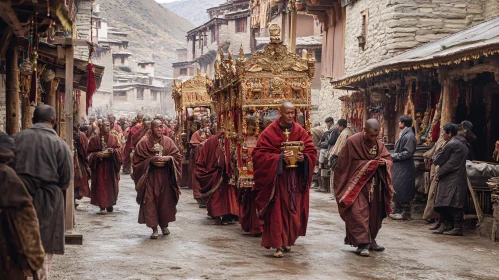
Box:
132;127;148;148
111;123;123;134
188;130;209;195
333;132;394;247
253;120;316;248
74;131;91;198
239;188;263;235
133;135;182;228
195;133;239;218
122;126;133;173
88;133;123;208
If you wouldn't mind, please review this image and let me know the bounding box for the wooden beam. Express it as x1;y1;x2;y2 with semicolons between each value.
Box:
6;40;19;135
0;2;27;37
64;45;75;233
0;28;13;58
53;36;89;47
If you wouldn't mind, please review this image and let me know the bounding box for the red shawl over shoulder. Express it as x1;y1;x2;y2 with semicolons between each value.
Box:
333;132;394;217
195;133;224;199
132;135;182;205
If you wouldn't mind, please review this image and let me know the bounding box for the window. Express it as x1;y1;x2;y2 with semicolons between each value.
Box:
314;50;321;63
137;88;144;100
235;18;247;33
358;9;369;50
151;91;158;101
211;27;216;43
180;68;187;75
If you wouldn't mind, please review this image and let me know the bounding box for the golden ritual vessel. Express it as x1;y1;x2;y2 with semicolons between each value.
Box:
101;136;111;158
280;129;304;168
152;142;166;167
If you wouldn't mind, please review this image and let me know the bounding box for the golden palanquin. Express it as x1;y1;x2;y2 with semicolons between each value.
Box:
172;70;214;185
208;24;315;189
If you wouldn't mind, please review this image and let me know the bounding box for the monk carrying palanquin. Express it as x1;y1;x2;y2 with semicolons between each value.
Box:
333;119;394;257
189;116;212;207
195;132;239;225
253;102;316;258
133;120;182;239
88;120;123;214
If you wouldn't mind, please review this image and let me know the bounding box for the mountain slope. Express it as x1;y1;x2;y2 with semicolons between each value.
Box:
99;0;194;76
162;0;226;26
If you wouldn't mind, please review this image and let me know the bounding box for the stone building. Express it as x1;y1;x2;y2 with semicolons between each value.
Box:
173;0;252;78
300;0;499;124
90;2;174;119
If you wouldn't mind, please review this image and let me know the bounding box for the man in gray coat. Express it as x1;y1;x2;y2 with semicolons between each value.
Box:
432;123;468;236
12;104;73;279
389;115;416;220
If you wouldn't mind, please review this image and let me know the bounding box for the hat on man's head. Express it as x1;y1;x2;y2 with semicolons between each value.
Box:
325;117;334;123
337;119;347;127
457;120;476;143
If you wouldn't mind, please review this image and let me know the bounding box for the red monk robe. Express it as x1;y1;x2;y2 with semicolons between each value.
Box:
88;132;123;211
333;132;393;248
195;133;239;221
188;129;210;201
253;119;316;249
111;123;123;134
122;125;136;173
239;188;263;236
133;134;182;230
74;131;91;199
132;126;149;148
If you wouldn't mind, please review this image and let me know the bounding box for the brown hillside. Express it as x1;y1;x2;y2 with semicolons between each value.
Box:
99;0;194;76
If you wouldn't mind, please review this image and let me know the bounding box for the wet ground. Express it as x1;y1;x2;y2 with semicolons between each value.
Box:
52;175;499;280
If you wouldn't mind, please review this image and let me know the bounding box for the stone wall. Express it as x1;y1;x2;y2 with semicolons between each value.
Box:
344;0;486;75
312;79;347;124
75;0;92;61
227;17;252;56
484;0;499;20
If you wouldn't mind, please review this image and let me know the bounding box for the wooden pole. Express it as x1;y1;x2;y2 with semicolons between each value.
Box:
440;78;454;129
6;40;19;135
64;45;75;232
288;6;297;53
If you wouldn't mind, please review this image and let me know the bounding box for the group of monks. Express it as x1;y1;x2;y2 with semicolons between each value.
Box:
73;101;395;258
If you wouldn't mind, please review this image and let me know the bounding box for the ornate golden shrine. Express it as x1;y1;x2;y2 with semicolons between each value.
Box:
172;70;214;183
208;24;315;188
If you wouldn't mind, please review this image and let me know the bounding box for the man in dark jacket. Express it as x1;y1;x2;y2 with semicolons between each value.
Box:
12;105;73;278
317;117;339;193
433;123;468;236
389;116;417;220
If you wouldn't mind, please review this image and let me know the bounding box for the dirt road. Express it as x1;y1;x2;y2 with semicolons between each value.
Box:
52;175;499;280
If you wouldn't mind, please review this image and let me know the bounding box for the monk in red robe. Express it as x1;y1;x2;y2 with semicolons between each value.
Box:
333;119;393;257
253;102;316;258
86;116;99;139
195;132;239;224
132;119;151;148
108;114;123;134
122;119;138;174
133;120;182;239
239;188;263;236
189;117;212;207
88;121;123;214
74;127;91;202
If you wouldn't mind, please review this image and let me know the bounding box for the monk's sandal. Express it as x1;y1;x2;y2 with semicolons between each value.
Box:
161;227;170;236
273;248;284;258
282;246;291;252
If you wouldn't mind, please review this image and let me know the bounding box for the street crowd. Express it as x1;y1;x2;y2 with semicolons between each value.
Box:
1;102;475;279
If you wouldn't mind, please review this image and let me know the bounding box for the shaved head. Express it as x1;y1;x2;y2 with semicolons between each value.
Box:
33;104;56;124
280;101;295;111
365;119;381;131
151;119;162;128
363;119;381;142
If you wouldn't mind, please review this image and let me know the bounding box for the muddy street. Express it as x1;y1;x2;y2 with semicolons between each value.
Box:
52;175;499;280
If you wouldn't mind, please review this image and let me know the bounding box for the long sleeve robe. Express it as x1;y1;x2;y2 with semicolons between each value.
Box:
133;135;182;228
88;133;123;208
195;133;239;219
12;123;73;255
391;127;417;204
74;131;91;198
253;120;316;249
0;163;44;280
188;130;209;196
333;132;394;247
